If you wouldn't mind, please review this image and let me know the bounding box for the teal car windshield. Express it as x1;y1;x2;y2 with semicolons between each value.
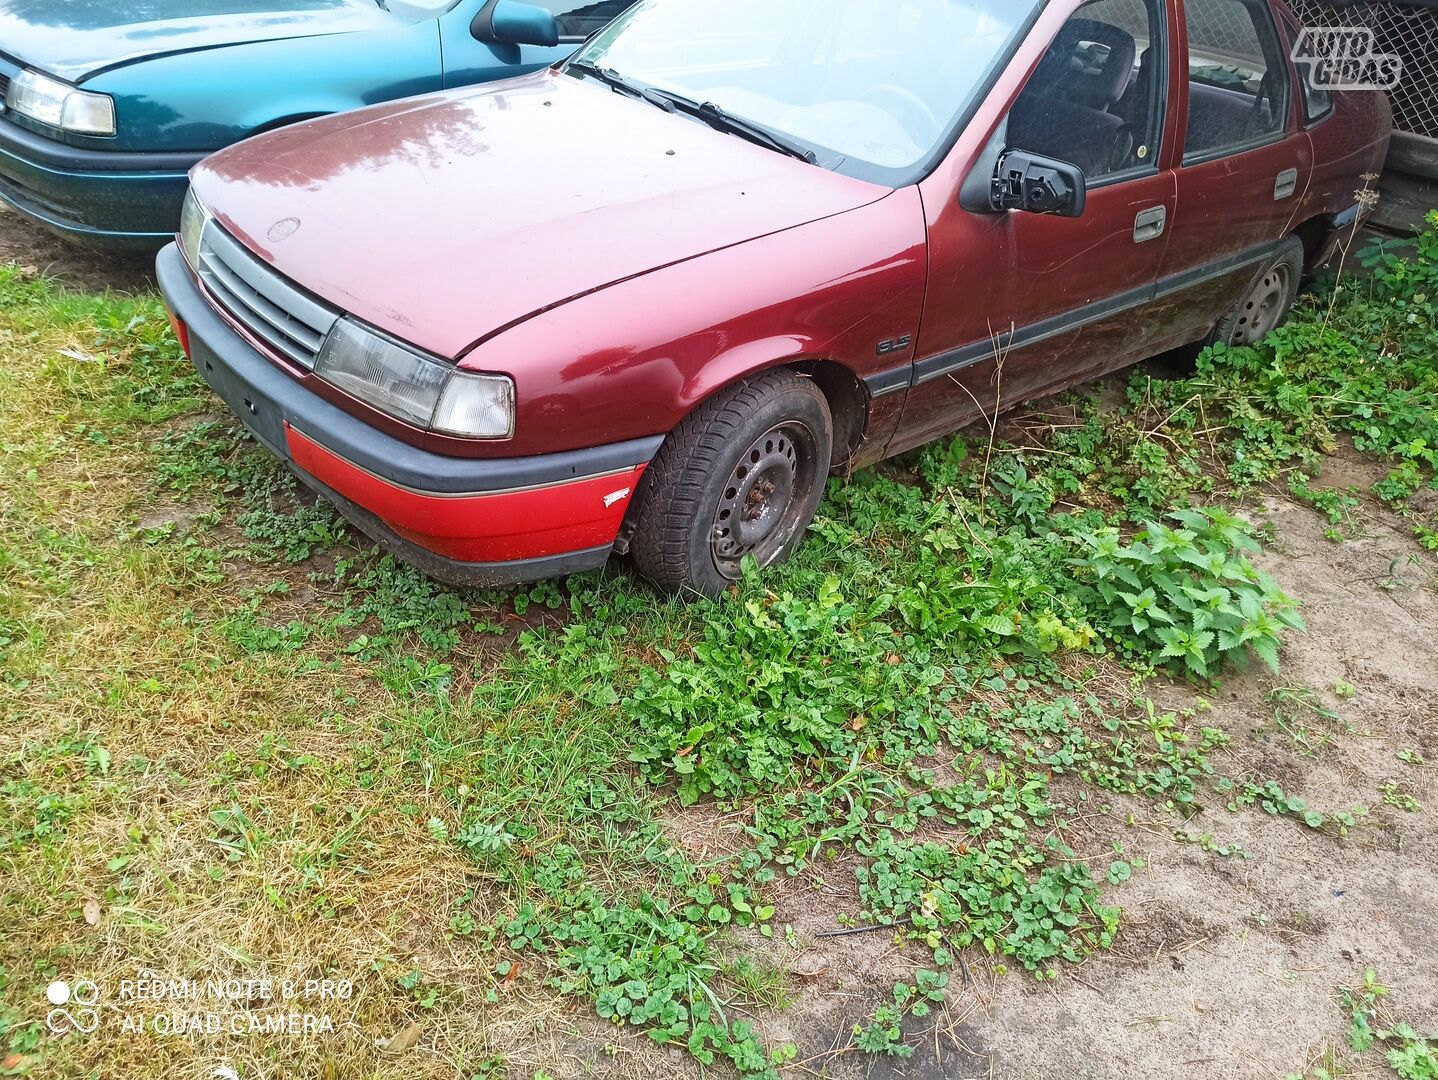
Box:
569;0;1043;184
386;0;459;11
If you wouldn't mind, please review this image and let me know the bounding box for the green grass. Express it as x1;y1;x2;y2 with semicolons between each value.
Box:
1;214;1437;1078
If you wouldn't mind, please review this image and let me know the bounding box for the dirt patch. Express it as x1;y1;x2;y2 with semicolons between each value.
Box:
0;200;155;293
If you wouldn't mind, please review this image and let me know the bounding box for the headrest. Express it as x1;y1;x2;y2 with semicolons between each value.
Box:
1054;18;1138;106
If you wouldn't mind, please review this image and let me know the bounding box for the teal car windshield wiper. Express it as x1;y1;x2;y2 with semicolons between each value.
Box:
643;89;818;165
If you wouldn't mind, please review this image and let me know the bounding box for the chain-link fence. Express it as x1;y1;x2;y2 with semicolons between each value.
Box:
1289;0;1438;140
1189;0;1273;64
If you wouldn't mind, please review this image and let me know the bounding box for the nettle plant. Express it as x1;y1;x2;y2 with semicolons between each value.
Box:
1068;508;1304;678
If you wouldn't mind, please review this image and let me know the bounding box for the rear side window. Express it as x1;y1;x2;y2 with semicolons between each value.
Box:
1282;14;1334;124
1006;0;1167;183
544;0;636;41
1182;0;1291;161
1298;68;1333;125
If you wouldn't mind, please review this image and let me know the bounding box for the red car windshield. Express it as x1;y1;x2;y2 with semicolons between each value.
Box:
569;0;1043;184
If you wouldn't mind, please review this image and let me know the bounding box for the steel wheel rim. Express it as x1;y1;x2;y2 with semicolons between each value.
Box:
1230;262;1292;344
710;420;816;580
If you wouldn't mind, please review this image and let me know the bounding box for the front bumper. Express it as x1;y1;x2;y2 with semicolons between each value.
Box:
0;115;203;251
156;243;662;588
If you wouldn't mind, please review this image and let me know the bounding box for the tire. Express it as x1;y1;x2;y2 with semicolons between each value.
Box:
631;370;833;597
1209;236;1305;347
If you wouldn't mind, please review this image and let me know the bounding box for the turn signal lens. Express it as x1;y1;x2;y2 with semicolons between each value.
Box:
432;371;515;439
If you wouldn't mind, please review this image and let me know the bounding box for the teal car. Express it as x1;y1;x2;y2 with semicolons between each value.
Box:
0;0;631;250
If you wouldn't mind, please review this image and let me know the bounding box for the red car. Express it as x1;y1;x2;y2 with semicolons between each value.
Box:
158;0;1390;596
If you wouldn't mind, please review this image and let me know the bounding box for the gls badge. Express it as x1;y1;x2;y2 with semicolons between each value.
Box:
876;335;912;357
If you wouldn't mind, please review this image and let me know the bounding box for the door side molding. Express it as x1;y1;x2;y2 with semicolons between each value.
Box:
906;238;1280;387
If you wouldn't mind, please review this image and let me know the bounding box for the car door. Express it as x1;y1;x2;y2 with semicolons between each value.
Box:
891;0;1182;456
439;0;639;88
1142;0;1313;352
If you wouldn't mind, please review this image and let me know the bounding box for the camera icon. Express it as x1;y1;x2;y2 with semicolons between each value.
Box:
45;979;100;1035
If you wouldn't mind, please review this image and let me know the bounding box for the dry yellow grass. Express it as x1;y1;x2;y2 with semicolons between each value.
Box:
0;268;681;1080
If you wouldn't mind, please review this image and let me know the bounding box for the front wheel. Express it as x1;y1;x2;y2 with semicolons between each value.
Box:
631;370;832;597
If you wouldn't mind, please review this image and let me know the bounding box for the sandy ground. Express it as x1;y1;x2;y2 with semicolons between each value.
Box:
2;209;1434;1078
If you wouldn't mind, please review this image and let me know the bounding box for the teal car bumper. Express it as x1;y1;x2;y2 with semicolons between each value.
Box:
0;114;202;251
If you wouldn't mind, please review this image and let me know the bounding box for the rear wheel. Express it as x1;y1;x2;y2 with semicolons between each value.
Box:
631;370;832;597
1210;236;1304;346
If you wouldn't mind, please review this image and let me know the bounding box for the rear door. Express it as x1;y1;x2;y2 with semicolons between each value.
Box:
1144;0;1313;352
893;0;1180;455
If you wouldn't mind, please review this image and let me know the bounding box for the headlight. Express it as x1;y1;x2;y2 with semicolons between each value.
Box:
6;70;116;136
178;188;211;267
315;319;515;439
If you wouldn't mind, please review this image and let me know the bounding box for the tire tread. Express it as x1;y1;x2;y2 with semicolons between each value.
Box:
631;370;827;592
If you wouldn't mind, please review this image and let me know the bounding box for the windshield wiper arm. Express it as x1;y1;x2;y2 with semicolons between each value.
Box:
644;89;818;164
568;65;816;164
568;61;676;113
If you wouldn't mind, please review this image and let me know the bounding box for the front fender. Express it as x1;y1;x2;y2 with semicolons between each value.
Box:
459;188;928;459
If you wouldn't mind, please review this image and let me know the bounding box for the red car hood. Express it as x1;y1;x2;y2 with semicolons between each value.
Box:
193;69;894;360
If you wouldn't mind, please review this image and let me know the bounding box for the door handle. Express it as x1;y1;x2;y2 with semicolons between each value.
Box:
1274;168;1298;201
1133;205;1166;243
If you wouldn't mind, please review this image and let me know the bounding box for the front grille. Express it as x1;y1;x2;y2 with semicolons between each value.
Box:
0;73;10;101
196;224;338;369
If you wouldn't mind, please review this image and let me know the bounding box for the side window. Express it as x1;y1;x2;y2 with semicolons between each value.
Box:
1182;0;1291;160
543;0;636;41
1007;0;1166;184
1299;73;1333;125
1286;19;1334;125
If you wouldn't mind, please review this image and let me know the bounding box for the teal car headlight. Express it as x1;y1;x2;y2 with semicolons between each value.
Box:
6;70;116;137
315;319;515;439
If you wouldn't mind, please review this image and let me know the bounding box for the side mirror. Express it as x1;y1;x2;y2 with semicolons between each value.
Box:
990;150;1086;218
472;0;560;48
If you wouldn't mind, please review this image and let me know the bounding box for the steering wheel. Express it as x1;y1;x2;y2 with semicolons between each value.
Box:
862;84;940;143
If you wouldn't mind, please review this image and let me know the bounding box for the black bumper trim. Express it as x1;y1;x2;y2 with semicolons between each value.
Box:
156;243;665;495
0;113;207;173
0;170;174;249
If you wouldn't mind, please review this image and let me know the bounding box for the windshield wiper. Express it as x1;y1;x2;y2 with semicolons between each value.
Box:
567;62;816;165
644;89;818;164
567;61;676;114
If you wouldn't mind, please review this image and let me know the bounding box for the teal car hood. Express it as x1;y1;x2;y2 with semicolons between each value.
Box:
0;0;405;83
